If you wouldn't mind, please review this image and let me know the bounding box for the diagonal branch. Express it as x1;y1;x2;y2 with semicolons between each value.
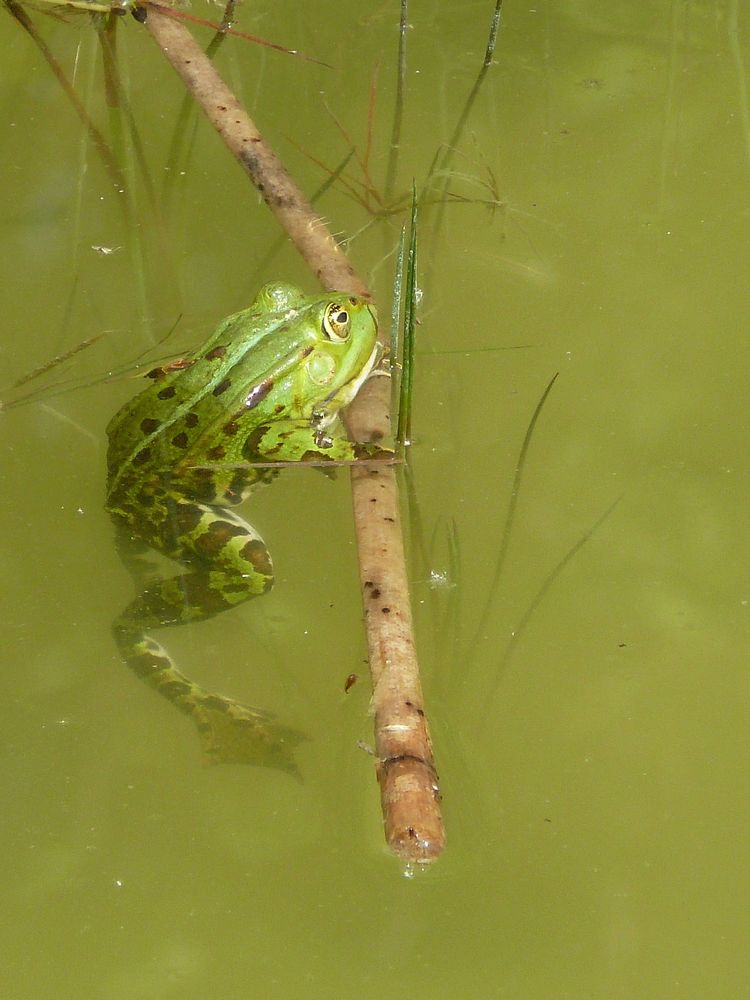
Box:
144;9;445;862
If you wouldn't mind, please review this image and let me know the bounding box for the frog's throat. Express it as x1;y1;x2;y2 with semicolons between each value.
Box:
321;340;380;421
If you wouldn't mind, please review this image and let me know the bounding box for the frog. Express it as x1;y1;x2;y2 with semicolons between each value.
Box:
106;281;387;775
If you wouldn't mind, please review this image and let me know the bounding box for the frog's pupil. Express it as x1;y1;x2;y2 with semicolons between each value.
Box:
322;304;350;341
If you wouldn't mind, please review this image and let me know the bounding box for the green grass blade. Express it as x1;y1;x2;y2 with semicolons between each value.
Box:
384;0;408;202
389;224;406;422
466;372;558;661
396;184;418;447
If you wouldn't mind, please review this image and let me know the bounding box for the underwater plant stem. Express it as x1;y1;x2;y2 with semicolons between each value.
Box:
422;0;503;271
384;0;408;202
468;372;558;659
144;8;444;862
3;0;125;191
440;0;502;165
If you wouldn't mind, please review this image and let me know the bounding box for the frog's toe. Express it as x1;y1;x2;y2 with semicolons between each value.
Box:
194;701;309;776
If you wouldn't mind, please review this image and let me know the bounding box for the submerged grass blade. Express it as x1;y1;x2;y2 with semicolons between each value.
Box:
484;494;623;712
97;15;163;213
163;0;235;209
467;372;558;657
384;0;408;202
434;0;502;180
422;0;503;267
204;0;236;56
96;12;154;333
396;185;418;446
362;58;380;204
1;335;104;406
3;0;124;190
389;225;406;425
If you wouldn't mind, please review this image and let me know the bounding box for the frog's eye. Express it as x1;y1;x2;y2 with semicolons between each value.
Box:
322;301;352;341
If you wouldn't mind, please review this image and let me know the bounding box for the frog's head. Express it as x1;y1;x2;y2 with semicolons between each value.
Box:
285;293;380;425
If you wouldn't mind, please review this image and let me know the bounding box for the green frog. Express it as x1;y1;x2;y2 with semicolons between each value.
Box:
106;282;385;774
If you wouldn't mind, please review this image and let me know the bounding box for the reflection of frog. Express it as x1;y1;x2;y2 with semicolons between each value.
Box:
106;282;383;773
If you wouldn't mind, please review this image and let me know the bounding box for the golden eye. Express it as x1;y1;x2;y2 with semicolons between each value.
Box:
322;301;352;341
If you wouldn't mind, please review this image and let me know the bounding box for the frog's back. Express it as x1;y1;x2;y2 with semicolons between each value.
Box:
105;283;309;494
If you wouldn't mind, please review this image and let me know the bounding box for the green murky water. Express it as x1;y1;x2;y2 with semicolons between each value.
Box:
3;1;750;997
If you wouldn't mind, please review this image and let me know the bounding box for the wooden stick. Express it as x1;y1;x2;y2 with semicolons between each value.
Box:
346;380;444;860
144;9;445;861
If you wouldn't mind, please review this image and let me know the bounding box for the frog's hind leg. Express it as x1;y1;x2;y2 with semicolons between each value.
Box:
113;619;307;774
161;500;276;616
112;503;306;773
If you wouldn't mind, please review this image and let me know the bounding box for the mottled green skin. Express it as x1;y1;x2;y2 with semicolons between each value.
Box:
106;282;382;773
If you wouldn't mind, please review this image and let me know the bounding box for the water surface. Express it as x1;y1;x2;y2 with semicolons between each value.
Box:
2;1;749;997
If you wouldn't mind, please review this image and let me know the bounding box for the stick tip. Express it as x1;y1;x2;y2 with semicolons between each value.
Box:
387;821;446;862
379;757;446;862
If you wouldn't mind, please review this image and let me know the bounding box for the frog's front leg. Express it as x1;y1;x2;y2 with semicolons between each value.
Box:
249;417;393;465
113;500;305;773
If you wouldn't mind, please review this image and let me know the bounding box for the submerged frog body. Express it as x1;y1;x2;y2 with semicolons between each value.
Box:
106;282;384;773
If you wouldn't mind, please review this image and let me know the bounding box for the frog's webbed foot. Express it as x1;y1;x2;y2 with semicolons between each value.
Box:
193;698;309;777
114;624;308;777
